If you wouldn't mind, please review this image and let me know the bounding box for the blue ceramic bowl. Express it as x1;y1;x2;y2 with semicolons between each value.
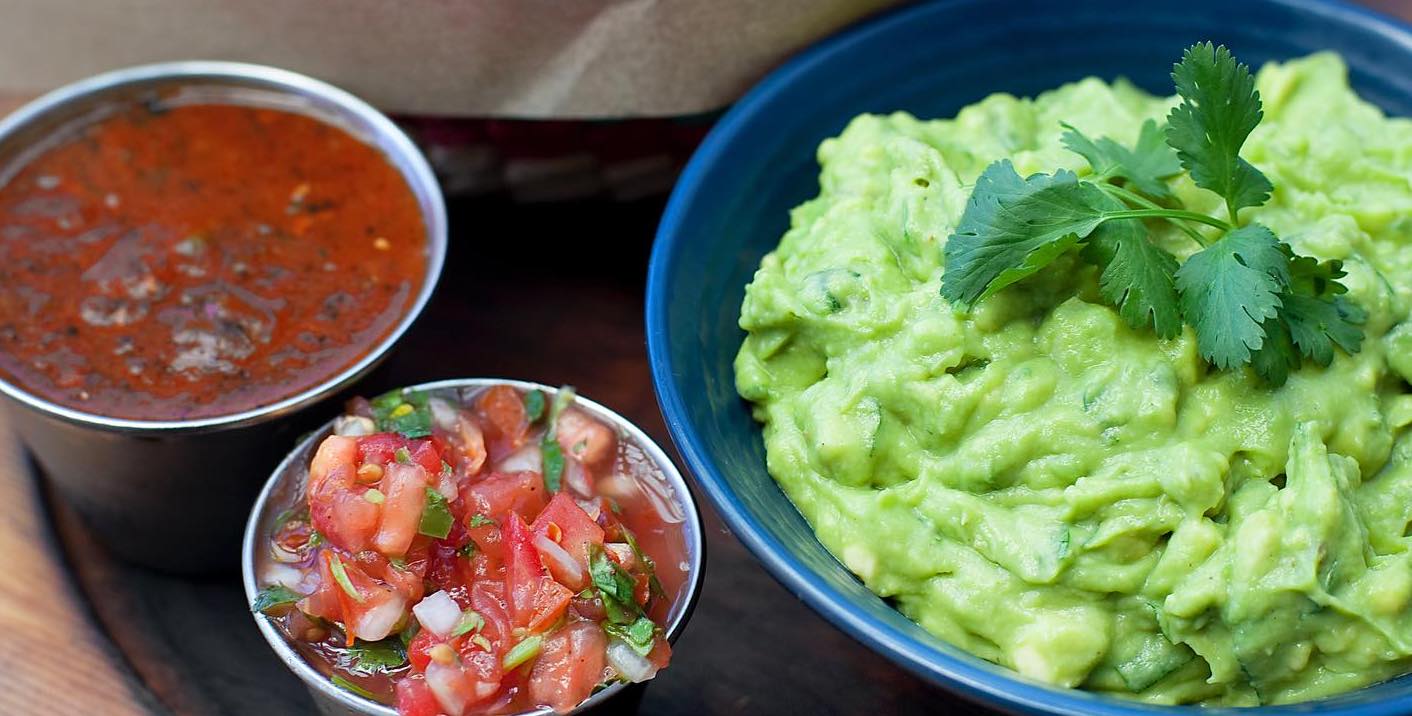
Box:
646;1;1412;714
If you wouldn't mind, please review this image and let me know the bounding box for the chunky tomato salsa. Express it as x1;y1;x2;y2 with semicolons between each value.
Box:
253;384;688;715
0;101;427;420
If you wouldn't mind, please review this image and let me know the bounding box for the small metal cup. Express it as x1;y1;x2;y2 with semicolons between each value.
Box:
0;62;447;572
242;379;706;716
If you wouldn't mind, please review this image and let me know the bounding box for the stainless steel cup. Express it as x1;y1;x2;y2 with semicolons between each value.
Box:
242;379;706;716
0;62;447;572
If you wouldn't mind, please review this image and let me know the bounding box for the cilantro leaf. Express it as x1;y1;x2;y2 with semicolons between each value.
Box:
589;546;641;624
370;389;432;439
1080;209;1182;339
604;616;658;656
942;160;1113;306
1166;42;1273;219
417;488;453;539
1175;224;1289;368
1061;119;1182;200
341;638;408;675
523;389;547;423
1281;293;1365;366
541;386;576;492
251;584;304;615
1250;316;1299;386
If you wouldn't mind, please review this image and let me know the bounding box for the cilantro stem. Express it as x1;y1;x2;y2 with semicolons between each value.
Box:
1098;184;1209;247
1102;208;1232;233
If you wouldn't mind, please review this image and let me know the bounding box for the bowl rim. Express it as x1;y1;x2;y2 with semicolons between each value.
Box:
240;378;707;716
645;0;1412;714
0;60;447;434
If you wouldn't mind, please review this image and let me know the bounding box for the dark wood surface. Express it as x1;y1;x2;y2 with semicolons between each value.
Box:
36;197;985;715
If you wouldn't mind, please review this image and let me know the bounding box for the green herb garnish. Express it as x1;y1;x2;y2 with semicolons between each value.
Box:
450;610;486;638
541;386;577;492
330;674;377;700
370;389;432;439
251;584;304;615
502;635;544;670
938;42;1364;385
523;389;547;423
328;553;364;603
417;488;453;539
393;447;412;465
604;616;658;656
589;546;640;624
542;440;565;493
342;637;408;675
468;513;497;528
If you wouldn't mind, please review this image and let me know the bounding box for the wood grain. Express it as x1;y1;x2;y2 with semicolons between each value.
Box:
0;407;155;715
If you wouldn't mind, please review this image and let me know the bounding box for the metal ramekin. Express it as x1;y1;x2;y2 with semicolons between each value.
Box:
0;62;447;572
242;379;706;716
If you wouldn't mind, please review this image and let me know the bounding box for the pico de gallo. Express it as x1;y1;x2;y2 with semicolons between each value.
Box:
252;384;688;715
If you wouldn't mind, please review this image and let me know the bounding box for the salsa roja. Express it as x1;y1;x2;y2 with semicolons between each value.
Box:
0;101;427;420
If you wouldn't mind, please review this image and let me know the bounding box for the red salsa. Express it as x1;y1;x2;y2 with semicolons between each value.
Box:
253;384;689;715
0;102;427;420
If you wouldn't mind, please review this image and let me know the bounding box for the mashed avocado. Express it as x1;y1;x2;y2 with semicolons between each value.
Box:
734;53;1412;705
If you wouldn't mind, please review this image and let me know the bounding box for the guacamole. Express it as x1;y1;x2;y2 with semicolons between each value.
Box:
734;53;1412;705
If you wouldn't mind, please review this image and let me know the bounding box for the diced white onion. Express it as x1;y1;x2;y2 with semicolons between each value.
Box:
606;639;657;683
332;415;376;437
353;595;407;642
429;398;460;432
563;457;593;498
438;472;458;501
426;661;469;716
497;444;542;473
413;590;462;637
535;533;586;589
262;563;305;589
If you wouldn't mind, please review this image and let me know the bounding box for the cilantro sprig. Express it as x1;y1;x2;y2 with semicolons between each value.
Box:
370;389;432;438
939;42;1364;385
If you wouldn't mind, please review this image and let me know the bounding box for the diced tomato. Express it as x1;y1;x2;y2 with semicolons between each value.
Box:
465;521;504;563
409;439;444;474
322;552;407;643
463;471;548;523
308;436;379;553
476;385;529;458
631;571;651;607
555;408;616;467
296;574;342;624
425;539;464;593
371;462;430;557
452;415;488;476
395;675;443;716
646;636;672;671
528;621;608;713
357;433;405;465
353;551;424;605
531;493;605;570
459;647;506;704
469;580;513;649
504;513;572;633
407;628;441;672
